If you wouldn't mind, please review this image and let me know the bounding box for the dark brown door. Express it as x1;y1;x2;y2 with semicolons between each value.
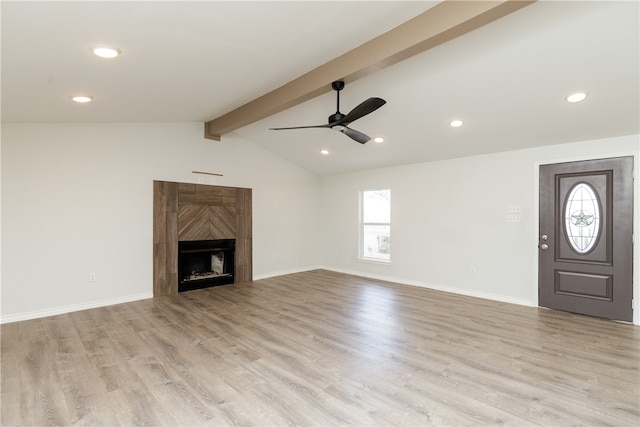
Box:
539;157;634;321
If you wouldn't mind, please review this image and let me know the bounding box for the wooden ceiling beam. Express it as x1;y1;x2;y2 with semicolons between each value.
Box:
204;0;535;141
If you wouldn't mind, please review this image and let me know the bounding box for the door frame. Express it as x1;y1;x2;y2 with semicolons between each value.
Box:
533;151;639;325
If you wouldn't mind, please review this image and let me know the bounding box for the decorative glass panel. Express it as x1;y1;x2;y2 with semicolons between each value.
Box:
564;182;601;254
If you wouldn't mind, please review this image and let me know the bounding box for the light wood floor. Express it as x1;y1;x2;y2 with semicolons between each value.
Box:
2;270;638;426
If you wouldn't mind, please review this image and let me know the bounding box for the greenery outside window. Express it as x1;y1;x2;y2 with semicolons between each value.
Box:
360;189;390;262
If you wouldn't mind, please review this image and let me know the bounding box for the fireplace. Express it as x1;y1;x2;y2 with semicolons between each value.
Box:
178;239;235;292
153;181;251;296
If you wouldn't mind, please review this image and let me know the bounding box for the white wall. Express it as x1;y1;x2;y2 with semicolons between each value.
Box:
319;135;639;323
3;124;638;325
1;122;321;322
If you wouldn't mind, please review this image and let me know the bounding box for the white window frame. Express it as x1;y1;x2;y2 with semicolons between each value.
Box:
359;189;391;263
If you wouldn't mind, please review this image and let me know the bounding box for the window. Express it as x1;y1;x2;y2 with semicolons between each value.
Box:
360;189;391;262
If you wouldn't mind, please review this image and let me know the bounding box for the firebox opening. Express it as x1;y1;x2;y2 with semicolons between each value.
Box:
178;239;235;292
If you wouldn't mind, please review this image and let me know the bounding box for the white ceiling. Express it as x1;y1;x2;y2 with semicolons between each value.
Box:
2;1;638;176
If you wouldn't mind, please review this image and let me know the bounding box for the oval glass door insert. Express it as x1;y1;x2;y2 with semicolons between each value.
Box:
564;182;601;254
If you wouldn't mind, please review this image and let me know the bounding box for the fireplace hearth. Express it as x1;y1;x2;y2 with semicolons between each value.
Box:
178;239;235;292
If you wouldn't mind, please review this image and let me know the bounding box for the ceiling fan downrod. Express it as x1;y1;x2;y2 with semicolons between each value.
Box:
329;80;346;124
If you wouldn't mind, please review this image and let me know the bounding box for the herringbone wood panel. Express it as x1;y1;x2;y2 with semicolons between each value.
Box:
178;204;210;241
209;206;235;239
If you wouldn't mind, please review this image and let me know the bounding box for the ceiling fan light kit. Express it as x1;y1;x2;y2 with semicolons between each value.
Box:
269;80;386;144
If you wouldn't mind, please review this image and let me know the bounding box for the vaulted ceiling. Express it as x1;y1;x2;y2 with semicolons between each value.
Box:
2;1;638;176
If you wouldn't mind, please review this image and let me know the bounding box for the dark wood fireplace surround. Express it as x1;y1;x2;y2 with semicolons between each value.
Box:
153;180;252;296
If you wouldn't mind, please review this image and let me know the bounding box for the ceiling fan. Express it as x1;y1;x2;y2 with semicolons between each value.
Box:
269;80;386;144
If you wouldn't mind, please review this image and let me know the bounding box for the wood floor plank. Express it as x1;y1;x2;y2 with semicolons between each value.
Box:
2;269;638;426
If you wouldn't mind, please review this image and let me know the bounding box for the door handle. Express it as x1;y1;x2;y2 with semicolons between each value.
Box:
539;243;549;251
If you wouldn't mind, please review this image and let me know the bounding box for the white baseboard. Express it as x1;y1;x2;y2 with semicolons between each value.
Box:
318;266;535;307
1;268;534;324
0;292;153;324
252;265;322;281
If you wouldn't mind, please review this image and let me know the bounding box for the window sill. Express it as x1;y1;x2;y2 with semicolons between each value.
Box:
358;257;391;265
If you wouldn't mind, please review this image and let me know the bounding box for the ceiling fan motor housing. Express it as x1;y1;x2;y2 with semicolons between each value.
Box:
329;112;346;124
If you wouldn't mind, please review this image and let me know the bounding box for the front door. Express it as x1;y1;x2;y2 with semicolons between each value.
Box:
539;156;634;321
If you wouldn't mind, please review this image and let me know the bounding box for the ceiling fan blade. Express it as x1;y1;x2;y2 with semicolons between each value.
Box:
340;127;371;144
270;124;330;130
333;97;386;126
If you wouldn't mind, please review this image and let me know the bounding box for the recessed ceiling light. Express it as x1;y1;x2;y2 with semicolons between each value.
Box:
320;149;329;155
566;92;587;103
450;119;464;128
373;137;385;143
92;47;121;58
71;95;93;103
